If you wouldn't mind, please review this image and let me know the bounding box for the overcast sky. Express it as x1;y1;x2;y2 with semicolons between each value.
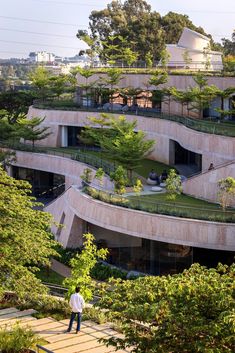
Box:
0;0;234;59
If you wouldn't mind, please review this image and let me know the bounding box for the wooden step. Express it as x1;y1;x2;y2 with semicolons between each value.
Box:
0;316;37;328
44;332;100;351
0;308;19;316
0;309;37;322
20;317;55;328
45;326;97;344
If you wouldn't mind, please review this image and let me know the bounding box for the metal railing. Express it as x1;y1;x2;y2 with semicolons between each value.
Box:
83;183;235;223
3;141;234;222
32;102;235;137
36;345;54;353
42;282;68;297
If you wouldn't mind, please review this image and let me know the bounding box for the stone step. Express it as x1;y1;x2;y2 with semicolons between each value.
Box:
0;307;19;316
0;309;37;322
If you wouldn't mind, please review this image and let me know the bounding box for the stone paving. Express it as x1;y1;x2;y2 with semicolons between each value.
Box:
0;307;130;353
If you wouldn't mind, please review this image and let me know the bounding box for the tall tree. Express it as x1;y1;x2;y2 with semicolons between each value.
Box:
161;12;210;44
84;1;212;62
0;91;37;123
63;233;108;301
103;68;123;110
28;66;51;100
222;29;235;56
0;168;58;300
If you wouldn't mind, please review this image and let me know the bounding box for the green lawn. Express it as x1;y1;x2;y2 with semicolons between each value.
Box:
47;147;172;179
127;192;235;222
46;146;235;222
135;193;221;209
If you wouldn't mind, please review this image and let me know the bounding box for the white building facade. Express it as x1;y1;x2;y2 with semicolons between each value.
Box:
165;28;223;71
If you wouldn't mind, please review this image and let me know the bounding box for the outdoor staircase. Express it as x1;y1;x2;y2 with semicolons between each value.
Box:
0;307;130;353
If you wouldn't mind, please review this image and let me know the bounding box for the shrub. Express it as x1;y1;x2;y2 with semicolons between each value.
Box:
83;306;109;324
0;323;39;353
91;263;128;281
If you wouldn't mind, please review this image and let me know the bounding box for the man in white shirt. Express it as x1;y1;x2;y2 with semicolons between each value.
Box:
67;286;85;333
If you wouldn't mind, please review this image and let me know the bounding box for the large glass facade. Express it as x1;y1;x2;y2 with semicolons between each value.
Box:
12;166;65;199
88;223;193;275
87;223;234;275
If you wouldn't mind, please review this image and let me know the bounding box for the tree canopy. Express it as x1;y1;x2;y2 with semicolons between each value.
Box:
79;0;213;62
0;168;58;299
98;263;235;353
222;29;235;56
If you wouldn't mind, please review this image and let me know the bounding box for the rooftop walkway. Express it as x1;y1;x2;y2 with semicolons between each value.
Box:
0;307;130;353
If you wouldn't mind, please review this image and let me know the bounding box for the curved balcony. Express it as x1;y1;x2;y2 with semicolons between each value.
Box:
28;106;235;170
9;150;235;251
45;185;235;251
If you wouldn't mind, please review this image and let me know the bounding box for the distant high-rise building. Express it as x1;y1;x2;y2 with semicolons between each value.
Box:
29;51;55;63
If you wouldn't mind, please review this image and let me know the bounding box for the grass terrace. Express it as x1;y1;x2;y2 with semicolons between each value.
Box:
2;142;234;223
85;185;235;223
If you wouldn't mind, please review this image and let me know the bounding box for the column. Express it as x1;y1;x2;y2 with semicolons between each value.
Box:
61;125;68;147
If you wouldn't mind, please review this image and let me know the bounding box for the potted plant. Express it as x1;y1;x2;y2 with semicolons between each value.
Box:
0;323;39;353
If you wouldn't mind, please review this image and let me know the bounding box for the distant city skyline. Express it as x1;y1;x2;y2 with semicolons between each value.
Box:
0;0;234;59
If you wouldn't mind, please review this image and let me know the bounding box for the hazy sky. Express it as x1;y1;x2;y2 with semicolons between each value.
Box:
0;0;234;59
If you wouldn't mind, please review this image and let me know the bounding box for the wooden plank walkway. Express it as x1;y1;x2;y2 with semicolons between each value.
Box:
0;308;130;353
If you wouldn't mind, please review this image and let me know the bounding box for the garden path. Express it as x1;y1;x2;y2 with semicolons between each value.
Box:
0;307;130;353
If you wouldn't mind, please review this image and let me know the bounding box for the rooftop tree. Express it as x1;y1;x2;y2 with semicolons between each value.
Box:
18;116;51;148
101;116;155;180
189;74;220;119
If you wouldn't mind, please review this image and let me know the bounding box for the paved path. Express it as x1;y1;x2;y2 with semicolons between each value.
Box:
0;308;130;353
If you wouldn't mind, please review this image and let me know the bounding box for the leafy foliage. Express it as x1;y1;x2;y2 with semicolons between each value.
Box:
0;168;58;300
18;116;51;148
217;177;235;210
0;323;39;353
98;263;235;353
101;116;155;179
90;262;128;281
165;169;183;200
63;233;108;301
110;165;128;194
85;0;212;62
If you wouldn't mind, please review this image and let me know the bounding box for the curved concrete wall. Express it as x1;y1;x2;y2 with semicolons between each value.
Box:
76;73;235;91
28;106;235;169
11;151;235;251
12;150;113;190
45;185;235;251
183;161;235;206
